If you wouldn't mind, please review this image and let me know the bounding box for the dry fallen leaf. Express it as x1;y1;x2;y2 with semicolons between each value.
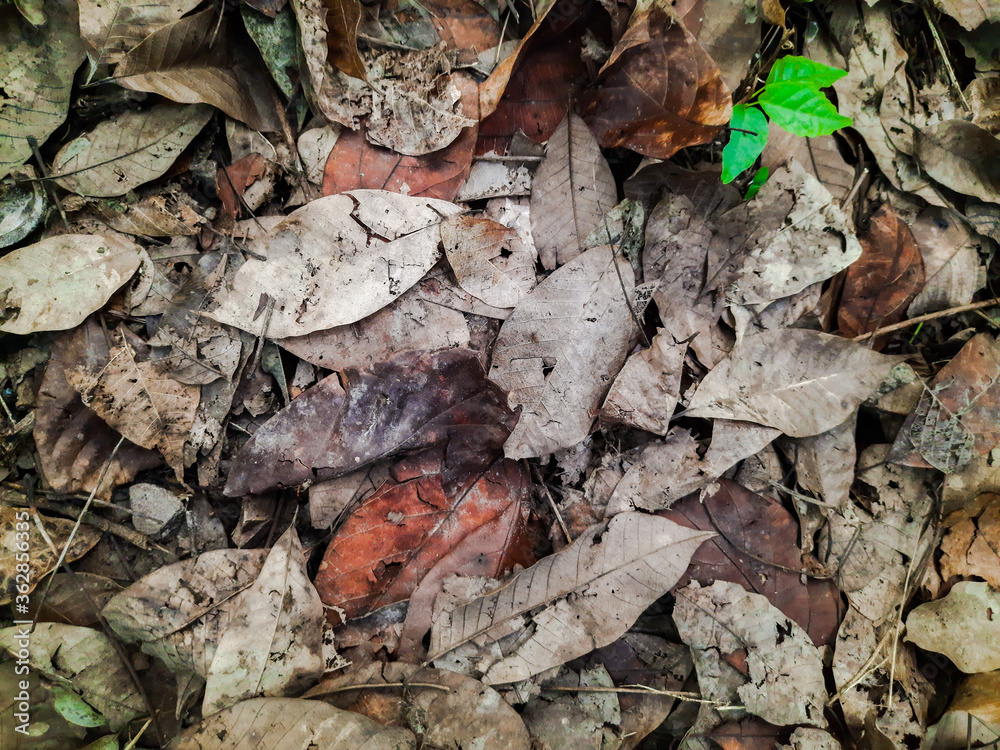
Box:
209;191;462;339
685;329;899;438
940;493;1000;586
905;581;1000;673
530;113;618;270
78;0;201;64
429;512;714;684
441;213;537;308
0;232;143;335
915;120;1000;203
489;244;634;459
907;207;986;317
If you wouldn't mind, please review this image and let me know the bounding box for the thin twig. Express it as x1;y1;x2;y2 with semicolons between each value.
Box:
542;684;742;709
921;6;971;113
852;297;1000;341
308;681;452;696
531;464;572;544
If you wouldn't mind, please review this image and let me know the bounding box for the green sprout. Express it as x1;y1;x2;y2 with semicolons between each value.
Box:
721;56;852;186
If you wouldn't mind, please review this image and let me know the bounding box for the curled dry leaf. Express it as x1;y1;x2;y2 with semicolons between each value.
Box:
0;504;101;605
0;0;85;180
0;623;145;730
103;548;268;676
685;329;899;438
583;2;731;158
306;663;530;750
203;526;325;714
209;191;462;339
905;581;1000;673
429;512;714;684
940;493;1000;586
171;697;417;750
489;245;634;459
837;205;926;340
441;214;537;308
67;329;200;480
673;580;827;727
52;103;213;197
0;233;143;335
33;320;162;498
314;451;532;622
114;8;280;133
225;348;517;496
662;480;842;646
78;0;201;64
530;113;618;270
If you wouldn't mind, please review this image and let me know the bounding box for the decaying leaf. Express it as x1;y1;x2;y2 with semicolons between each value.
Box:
837;205;926;339
114;8;280;132
203;526;325;713
0;0;86;180
79;0;202;64
583;2;731;158
686;329;899;438
0;233;143;335
429;512;713;683
441;214;537;308
530;113;617;270
489;245;634;459
785;413;856;509
940;493;1000;586
314;452;532;621
0;504;101;605
225;348;517;496
67;330;201;480
0;623;145;730
171;697;417;750
905;581;1000;673
209;191;462;339
673;579;827;726
306;663;531;750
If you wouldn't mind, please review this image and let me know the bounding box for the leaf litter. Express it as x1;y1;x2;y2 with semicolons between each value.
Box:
4;1;1000;748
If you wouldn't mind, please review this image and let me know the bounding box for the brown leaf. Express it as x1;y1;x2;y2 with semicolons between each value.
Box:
114;8;281;132
27;572;121;628
662;479;843;646
915;120;1000;203
837;205;926;341
67;327;200;480
940;492;1000;586
322;0;365;79
314;451;532;621
441;214;537;307
33;320;162;499
224;348;518;496
79;0;201;64
217;153;270;218
582;3;731;158
530;113;618;270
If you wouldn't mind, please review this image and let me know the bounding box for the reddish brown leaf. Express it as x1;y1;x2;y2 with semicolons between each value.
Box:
661;479;842;646
582;3;732;158
223;348;518;497
837;205;926;341
216;153;269;218
314;450;532;621
707;718;783;750
384;0;501;67
322;0;365;79
322;74;478;201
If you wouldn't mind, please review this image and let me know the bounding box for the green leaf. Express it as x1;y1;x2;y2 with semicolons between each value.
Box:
743;167;770;200
52;687;106;728
722;105;769;184
765;56;847;88
758;83;852;137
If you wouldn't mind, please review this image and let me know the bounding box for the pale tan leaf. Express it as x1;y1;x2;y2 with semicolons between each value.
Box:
204;526;325;713
0;623;145;730
784;412;856;509
172;698;417;750
67;331;200;479
0;0;86;180
429;512;713;684
102;548;268;676
598;328;686;435
114;8;279;132
209;191;462;339
674;580;827;727
932;0;1000;30
906;581;1000;673
908;207;987;316
79;0;202;64
441;214;537;308
52;103;212;197
530;114;618;270
686;329;899;438
0;233;143;335
488;245;634;459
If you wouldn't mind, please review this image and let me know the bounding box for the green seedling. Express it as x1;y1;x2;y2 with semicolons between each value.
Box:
721;55;852;186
